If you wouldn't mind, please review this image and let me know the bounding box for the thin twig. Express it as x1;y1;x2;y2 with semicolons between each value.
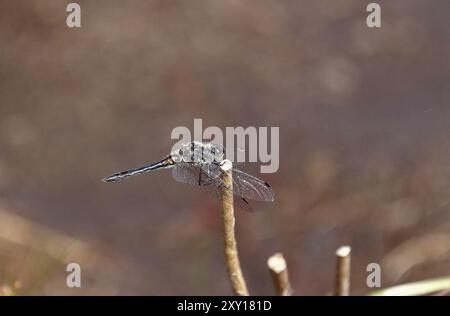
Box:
220;160;249;296
335;246;351;296
267;252;293;296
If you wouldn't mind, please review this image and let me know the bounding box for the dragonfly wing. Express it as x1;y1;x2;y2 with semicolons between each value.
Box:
171;163;252;211
198;163;275;203
231;169;275;202
171;163;208;186
172;162;273;206
199;163;223;184
232;195;253;212
200;184;253;212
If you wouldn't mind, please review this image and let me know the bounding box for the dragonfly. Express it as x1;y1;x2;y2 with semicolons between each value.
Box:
102;141;275;211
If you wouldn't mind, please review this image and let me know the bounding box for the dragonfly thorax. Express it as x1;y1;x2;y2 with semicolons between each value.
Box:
171;141;225;164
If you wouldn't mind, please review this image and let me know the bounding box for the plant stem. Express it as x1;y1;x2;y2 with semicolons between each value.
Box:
220;160;249;296
335;246;351;296
268;252;293;296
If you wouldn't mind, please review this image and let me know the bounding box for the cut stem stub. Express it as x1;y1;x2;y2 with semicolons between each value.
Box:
268;252;293;296
335;246;351;296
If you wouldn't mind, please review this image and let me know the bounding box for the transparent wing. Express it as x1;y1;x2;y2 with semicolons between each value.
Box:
171;163;208;186
171;163;253;211
201;185;253;212
231;169;275;202
191;163;275;202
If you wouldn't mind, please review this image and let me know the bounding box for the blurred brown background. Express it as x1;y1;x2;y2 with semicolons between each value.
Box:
0;0;449;295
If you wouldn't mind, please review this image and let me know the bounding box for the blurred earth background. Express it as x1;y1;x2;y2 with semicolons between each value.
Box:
0;0;449;295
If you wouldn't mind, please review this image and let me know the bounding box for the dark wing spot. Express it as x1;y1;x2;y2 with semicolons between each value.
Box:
242;198;249;204
264;182;271;188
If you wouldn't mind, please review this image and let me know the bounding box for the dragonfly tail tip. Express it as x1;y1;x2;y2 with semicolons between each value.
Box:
102;175;116;182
